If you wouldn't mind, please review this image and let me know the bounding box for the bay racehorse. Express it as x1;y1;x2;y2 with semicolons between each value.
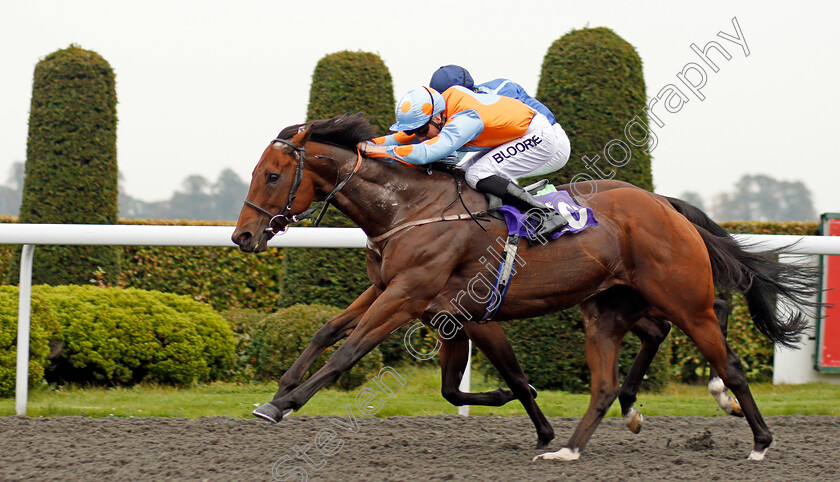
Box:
232;114;818;461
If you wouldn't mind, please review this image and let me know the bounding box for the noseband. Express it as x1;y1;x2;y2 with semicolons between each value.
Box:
242;136;363;235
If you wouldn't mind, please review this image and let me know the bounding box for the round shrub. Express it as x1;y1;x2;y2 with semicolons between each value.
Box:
39;285;235;386
0;287;58;397
220;307;269;381
249;304;383;390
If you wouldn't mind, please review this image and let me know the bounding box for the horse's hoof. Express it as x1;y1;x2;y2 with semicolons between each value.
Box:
748;447;768;461
532;447;580;462
730;399;744;417
529;384;538;399
624;409;643;434
252;403;291;423
535;431;554;449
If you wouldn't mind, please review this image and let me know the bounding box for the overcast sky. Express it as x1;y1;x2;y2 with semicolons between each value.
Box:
2;1;838;215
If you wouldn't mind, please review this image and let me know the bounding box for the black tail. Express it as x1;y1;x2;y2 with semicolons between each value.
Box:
665;196;820;347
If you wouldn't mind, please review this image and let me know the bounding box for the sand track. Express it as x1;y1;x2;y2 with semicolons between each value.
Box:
2;414;838;480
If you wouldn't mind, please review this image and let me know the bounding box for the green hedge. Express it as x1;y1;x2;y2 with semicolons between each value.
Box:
20;45;120;285
277;208;369;310
536;27;653;191
113;219;286;311
246;304;383;390
0;218;286;312
0;285;235;396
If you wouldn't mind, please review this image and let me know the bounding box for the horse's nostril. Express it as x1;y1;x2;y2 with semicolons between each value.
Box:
234;232;252;246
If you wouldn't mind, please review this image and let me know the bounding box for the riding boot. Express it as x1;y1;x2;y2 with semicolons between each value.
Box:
501;182;568;238
475;175;568;239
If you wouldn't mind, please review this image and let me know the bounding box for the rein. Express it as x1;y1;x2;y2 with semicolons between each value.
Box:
242;137;363;235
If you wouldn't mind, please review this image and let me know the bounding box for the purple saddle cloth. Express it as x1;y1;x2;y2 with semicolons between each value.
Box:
497;190;599;241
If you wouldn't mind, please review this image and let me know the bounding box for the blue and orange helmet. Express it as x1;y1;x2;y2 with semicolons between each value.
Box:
389;86;445;132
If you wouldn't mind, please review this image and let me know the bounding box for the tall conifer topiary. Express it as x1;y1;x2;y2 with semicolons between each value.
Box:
306;50;395;136
536;27;653;191
20;45;120;285
278;51;395;308
484;29;667;391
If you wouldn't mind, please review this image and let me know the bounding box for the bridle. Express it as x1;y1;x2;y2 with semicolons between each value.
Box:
242;136;362;235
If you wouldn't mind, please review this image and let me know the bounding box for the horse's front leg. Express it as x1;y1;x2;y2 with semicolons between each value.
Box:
272;285;381;402
438;328;536;407
535;293;641;461
253;278;437;423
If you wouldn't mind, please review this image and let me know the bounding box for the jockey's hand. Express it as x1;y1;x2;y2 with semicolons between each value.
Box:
357;142;386;156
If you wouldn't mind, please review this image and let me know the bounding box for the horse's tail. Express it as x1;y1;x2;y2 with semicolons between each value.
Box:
665;196;819;347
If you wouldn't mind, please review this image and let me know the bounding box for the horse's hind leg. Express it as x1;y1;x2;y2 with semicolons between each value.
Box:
618;299;740;435
438;328;536;407
618;316;671;434
272;285;379;401
679;310;773;459
707;298;744;417
462;321;554;449
535;287;647;461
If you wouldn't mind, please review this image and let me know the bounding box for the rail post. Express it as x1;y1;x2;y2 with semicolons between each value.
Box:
15;244;35;416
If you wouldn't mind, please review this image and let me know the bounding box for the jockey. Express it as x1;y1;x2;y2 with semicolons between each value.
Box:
357;85;569;238
430;65;556;123
429;64;569;177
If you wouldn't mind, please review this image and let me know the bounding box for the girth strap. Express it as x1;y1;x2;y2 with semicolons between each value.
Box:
367;212;488;244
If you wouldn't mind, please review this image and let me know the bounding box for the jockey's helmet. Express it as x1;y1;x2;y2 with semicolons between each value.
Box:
429;65;474;93
389;87;445;132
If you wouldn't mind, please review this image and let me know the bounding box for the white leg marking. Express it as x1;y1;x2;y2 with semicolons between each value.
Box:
748;447;768;461
533;447;580;461
624;408;643;434
708;377;734;414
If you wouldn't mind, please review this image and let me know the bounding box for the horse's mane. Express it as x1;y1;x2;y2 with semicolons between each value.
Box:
277;113;379;149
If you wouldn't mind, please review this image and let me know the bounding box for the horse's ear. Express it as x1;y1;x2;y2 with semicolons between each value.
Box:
291;124;313;147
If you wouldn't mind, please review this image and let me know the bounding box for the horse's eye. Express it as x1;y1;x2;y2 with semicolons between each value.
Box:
267;173;280;183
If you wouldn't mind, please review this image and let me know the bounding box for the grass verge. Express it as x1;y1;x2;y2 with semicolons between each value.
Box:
2;365;839;419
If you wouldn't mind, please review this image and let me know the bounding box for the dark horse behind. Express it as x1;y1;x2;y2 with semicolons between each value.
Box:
232;114;819;462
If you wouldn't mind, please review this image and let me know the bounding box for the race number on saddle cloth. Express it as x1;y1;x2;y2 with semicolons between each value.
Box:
498;187;599;241
479;184;597;321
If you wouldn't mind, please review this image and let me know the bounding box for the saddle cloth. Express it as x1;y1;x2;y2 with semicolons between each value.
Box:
497;186;599;241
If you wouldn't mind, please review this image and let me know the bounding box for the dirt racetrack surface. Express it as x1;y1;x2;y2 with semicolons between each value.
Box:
2;414;838;481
